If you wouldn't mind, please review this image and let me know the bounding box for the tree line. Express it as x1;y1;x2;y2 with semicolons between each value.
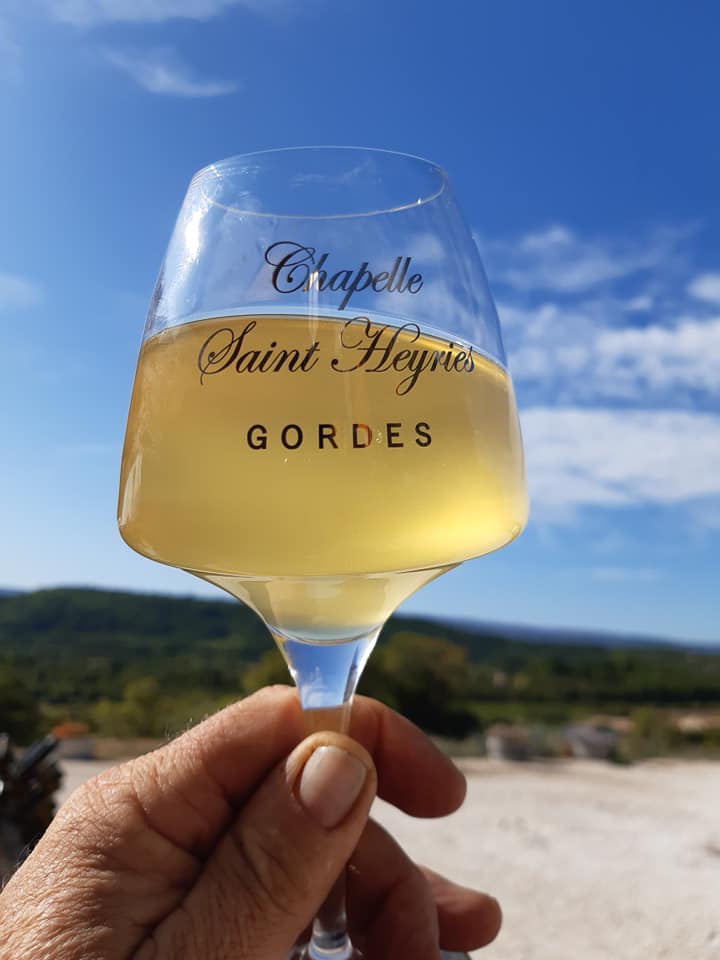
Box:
1;588;718;743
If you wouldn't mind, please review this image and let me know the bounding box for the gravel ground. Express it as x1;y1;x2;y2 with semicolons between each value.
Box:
58;758;720;960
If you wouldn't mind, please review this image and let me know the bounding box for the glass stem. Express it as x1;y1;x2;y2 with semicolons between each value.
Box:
302;706;353;960
274;627;381;960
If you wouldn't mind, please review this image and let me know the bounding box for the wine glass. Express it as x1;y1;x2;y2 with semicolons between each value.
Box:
118;146;528;959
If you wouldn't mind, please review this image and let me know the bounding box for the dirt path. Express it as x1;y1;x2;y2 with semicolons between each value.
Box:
58;758;720;959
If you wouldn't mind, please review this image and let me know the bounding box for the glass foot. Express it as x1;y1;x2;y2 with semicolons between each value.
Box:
290;941;361;960
289;944;469;959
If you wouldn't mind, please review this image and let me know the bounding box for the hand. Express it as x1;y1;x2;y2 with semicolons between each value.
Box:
0;686;501;959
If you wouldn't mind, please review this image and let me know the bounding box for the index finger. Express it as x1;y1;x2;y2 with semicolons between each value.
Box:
350;694;466;817
123;685;464;858
177;686;464;815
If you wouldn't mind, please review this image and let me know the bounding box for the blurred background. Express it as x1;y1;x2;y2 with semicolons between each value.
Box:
1;3;719;958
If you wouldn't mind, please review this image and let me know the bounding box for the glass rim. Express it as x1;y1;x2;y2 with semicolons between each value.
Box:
189;145;449;220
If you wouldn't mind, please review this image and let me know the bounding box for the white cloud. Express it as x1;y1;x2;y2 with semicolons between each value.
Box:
498;281;720;404
595;317;720;395
522;407;720;508
105;47;236;97
44;0;290;25
498;301;566;332
0;273;43;309
491;225;720;415
507;310;720;400
406;232;447;263
482;224;689;294
688;272;720;305
623;294;653;312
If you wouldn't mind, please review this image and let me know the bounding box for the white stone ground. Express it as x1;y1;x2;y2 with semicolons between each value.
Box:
59;759;720;960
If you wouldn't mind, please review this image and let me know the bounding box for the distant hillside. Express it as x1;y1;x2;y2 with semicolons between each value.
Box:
0;587;274;703
423;616;716;653
1;588;719;714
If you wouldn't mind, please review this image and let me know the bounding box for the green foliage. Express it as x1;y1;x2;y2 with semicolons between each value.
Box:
89;680;236;738
625;707;675;759
0;588;268;704
90;677;163;738
0;665;42;743
242;649;290;693
468;700;587;727
1;588;720;744
361;632;477;737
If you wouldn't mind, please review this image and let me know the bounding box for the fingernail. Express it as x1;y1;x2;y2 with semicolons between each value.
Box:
297;745;368;829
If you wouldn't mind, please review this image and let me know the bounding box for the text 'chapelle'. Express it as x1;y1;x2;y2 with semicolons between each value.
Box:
264;241;424;311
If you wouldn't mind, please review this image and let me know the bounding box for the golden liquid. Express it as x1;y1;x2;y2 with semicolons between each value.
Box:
119;314;527;636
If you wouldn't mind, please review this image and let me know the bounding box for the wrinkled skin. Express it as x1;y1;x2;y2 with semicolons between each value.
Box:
0;687;501;960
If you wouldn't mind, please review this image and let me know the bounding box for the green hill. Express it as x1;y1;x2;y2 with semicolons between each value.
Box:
0;588;719;744
0;588;270;703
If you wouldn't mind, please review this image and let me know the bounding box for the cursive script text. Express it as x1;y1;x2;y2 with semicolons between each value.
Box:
264;241;423;310
331;317;474;396
197;321;320;384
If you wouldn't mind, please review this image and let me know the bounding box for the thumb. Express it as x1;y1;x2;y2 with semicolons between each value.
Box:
159;732;376;960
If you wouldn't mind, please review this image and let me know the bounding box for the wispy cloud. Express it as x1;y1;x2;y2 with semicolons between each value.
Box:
487;223;720;410
688;272;720;305
594;316;720;395
481;224;690;294
522;407;720;509
623;294;653;313
506;308;720;401
0;273;43;310
44;0;290;26
489;226;720;527
104;47;236;97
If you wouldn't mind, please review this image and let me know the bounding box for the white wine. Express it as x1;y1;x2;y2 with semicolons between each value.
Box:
119;314;527;635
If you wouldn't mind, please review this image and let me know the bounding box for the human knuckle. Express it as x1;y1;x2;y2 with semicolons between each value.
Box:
73;764;136;824
228;821;302;920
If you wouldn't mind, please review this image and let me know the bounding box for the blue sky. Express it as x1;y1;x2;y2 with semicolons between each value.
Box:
1;1;719;642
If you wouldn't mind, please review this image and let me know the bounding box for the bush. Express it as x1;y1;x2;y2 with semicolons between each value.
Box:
362;632;478;738
0;666;42;743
